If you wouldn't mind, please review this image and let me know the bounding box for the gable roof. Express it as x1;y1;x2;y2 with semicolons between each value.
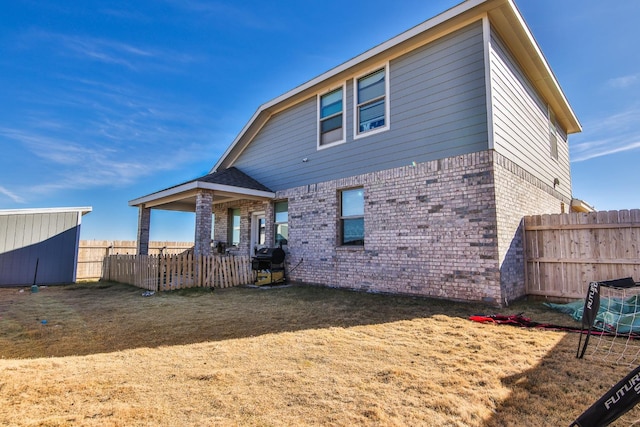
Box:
129;167;274;210
187;167;272;192
212;0;581;173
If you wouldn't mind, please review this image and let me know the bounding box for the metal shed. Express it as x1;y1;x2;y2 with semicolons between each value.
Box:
0;207;92;286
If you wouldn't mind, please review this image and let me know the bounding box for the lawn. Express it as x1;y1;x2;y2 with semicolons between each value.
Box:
1;282;639;426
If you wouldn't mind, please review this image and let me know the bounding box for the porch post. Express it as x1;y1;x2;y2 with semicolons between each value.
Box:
136;205;151;255
194;190;213;256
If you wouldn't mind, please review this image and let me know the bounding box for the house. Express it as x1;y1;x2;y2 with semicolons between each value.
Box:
129;0;581;304
0;207;92;286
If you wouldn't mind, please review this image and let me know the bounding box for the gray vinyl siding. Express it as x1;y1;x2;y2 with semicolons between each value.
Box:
233;21;488;191
489;29;572;200
0;211;81;286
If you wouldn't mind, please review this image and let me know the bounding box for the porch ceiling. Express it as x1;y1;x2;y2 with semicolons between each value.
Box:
128;167;275;212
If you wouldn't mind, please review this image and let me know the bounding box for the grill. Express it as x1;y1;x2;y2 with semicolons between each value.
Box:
251;247;286;286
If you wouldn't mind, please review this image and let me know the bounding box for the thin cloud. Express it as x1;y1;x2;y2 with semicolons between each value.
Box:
608;74;639;89
0;117;216;204
0;186;26;204
162;0;280;30
0;126;209;180
571;107;640;162
583;109;640;133
12;77;217;147
21;30;195;71
99;7;150;22
572;139;640;162
37;32;147;70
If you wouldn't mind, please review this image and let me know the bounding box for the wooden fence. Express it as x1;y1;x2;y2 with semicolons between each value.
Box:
77;240;194;280
102;253;255;291
524;209;640;299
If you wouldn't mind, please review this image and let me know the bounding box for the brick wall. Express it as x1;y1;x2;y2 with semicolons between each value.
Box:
278;151;504;304
207;150;568;305
492;151;569;303
212;199;269;255
194;190;213;256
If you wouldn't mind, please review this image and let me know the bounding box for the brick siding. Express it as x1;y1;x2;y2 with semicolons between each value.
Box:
277;151;504;303
194;190;213;256
209;150;567;305
492;152;569;303
212;199;270;255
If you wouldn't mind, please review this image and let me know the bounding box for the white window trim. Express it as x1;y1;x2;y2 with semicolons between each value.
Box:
339;187;365;247
353;62;390;140
317;83;347;150
274;200;289;247
228;208;241;247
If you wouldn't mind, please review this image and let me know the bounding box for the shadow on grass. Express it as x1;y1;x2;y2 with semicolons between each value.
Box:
1;280;510;359
7;281;638;424
482;330;640;426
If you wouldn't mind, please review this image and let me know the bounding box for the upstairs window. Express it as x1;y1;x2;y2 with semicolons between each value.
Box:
355;65;389;138
340;188;364;246
318;86;345;148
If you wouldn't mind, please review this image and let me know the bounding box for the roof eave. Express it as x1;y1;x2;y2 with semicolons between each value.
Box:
128;181;275;209
0;207;93;216
493;0;581;134
571;198;595;213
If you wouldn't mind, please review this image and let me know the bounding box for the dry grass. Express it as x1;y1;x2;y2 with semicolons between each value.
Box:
1;282;639;426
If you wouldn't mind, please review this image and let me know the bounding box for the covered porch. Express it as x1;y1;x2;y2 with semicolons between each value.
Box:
128;167;275;257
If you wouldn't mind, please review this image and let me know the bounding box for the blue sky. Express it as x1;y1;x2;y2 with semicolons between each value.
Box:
1;0;639;242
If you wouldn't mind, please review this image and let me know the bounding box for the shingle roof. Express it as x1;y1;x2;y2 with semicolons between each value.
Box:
187;167;272;192
128;167;274;208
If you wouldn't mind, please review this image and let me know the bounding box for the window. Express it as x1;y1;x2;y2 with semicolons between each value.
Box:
340;188;364;246
274;201;288;246
257;217;266;246
354;65;389;137
318;86;345;148
228;208;240;246
549;108;559;160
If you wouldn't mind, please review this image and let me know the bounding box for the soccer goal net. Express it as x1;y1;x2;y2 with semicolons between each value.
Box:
574;277;640;366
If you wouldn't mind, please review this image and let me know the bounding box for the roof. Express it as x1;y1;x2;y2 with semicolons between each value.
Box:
0;207;92;216
186;167;272;192
212;0;581;172
129;167;274;211
571;198;596;213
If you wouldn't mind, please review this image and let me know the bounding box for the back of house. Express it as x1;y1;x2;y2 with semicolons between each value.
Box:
130;0;581;304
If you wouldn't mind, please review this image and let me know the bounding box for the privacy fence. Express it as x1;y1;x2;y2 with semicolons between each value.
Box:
524;209;640;300
102;253;254;291
77;240;193;280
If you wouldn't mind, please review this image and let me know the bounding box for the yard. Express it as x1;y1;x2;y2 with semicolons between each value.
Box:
1;282;639;426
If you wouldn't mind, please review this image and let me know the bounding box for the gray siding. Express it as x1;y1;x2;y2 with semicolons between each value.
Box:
0;211;81;286
489;29;572;200
233;21;488;191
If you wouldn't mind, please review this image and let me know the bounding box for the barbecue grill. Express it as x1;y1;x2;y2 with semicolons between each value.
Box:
251;247;286;286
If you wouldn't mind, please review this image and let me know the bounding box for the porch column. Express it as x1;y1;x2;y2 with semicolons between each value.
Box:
136;205;151;255
194;190;213;256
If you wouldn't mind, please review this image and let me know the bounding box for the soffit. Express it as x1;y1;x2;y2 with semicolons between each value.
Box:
487;1;581;134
